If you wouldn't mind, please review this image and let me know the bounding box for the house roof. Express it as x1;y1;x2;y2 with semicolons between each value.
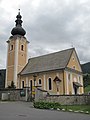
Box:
19;48;74;75
73;82;83;87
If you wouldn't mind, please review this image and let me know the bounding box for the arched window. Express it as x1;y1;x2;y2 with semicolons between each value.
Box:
48;78;52;90
39;79;41;85
22;81;24;88
10;45;13;51
21;45;24;51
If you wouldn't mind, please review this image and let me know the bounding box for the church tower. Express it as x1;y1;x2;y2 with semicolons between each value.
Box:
5;10;29;88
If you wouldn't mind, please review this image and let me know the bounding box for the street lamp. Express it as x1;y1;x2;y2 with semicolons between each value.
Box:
33;74;37;87
32;74;37;99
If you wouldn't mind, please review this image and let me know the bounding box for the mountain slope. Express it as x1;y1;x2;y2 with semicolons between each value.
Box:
81;62;90;74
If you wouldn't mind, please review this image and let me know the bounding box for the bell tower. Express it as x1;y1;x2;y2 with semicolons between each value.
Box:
5;10;29;88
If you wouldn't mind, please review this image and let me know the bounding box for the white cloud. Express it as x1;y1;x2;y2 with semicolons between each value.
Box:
0;0;90;68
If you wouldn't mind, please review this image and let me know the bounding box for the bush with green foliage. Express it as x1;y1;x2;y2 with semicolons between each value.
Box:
83;74;90;88
33;101;90;114
33;101;61;109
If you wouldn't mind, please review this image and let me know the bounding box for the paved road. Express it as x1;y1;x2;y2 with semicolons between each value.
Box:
0;102;90;120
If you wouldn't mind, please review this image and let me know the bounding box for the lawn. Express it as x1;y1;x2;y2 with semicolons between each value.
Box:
61;105;90;113
34;101;90;114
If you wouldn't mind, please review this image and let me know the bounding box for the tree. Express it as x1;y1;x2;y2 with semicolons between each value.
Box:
83;74;90;88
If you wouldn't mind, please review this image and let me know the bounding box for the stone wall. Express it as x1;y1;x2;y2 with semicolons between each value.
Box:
42;95;90;105
35;88;48;102
0;88;28;101
35;88;90;105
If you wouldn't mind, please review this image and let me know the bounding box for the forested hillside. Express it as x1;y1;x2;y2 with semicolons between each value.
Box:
81;62;90;74
81;62;90;93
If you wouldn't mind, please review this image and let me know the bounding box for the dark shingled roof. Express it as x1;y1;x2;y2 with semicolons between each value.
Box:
20;48;74;75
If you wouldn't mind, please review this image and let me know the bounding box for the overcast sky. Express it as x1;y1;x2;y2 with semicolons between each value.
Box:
0;0;90;69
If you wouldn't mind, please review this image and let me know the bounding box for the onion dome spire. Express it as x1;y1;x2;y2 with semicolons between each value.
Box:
11;9;26;36
15;9;22;27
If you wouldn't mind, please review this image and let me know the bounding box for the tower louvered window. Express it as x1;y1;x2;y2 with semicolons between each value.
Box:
21;45;24;51
10;45;13;51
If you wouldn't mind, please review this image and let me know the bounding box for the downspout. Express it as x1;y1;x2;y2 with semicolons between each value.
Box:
63;70;65;95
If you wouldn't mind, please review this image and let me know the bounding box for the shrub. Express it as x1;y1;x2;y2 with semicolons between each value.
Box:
33;101;61;109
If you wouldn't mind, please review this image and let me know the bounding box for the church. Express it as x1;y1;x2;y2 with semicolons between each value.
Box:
5;11;84;95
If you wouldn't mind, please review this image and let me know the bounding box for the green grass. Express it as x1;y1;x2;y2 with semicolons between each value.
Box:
34;101;90;114
85;85;90;93
61;105;90;113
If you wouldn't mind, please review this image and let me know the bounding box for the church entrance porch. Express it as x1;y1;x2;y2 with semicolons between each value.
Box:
73;82;82;95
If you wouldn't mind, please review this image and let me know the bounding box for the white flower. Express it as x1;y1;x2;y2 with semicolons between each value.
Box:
57;108;60;111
